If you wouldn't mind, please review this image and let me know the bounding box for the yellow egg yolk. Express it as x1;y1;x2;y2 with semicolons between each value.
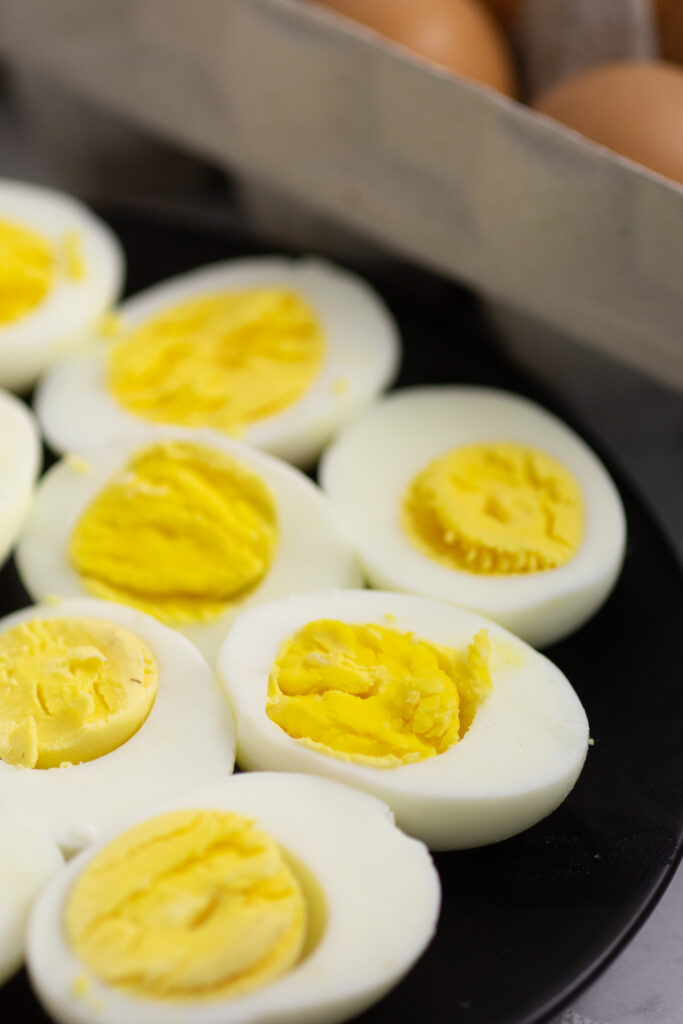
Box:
0;617;158;769
68;441;279;625
65;809;308;1002
0;218;54;325
403;442;583;574
62;230;86;281
0;222;87;326
107;289;325;435
266;621;492;767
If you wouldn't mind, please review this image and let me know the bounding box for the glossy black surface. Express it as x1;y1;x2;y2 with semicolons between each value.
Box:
4;208;683;1024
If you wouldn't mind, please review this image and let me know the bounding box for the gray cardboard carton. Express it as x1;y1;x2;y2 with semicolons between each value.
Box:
1;0;681;387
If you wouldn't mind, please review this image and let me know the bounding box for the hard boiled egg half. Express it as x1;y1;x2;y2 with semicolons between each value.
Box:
27;772;440;1024
0;810;63;985
35;256;400;466
16;428;362;663
320;386;626;647
217;589;590;850
0;598;235;854
0;179;123;391
0;388;41;567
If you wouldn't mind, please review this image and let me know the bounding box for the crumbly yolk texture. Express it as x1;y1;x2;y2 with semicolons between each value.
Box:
66;810;308;1002
403;442;584;574
0;617;158;769
107;289;325;434
68;441;279;625
266;620;492;767
0;218;54;325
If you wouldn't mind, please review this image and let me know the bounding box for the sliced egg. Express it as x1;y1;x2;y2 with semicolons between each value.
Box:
27;772;439;1024
0;810;63;985
15;428;362;663
320;386;626;647
0;598;235;854
0;179;123;391
35;256;400;466
0;389;41;566
217;589;590;850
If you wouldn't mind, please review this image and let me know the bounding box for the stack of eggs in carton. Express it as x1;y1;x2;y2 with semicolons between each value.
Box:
314;0;683;186
0;175;627;1024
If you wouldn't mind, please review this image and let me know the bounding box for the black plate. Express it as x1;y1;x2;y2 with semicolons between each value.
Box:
4;206;683;1024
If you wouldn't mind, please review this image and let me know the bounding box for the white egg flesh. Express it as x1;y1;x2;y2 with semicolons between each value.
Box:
0;598;235;854
320;386;626;647
0;179;123;391
27;771;440;1024
0;811;63;985
35;256;400;466
217;589;590;850
15;429;361;664
0;389;41;566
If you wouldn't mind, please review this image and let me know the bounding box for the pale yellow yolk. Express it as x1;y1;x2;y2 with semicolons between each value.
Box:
97;311;122;339
267;621;492;767
0;617;158;769
107;289;325;435
62;230;86;281
403;442;584;574
66;810;309;1002
0;218;54;325
68;442;279;624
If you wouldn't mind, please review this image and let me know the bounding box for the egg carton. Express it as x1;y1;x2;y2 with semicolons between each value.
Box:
0;0;681;389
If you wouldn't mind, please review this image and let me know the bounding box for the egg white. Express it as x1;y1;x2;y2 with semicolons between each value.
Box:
35;256;400;466
319;386;627;647
0;810;63;985
217;589;590;850
27;771;440;1024
0;598;235;855
15;428;362;664
0;179;124;392
0;389;41;567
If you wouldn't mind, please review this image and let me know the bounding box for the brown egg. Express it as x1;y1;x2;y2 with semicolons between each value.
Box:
313;0;518;96
655;0;683;65
532;60;683;185
478;0;526;30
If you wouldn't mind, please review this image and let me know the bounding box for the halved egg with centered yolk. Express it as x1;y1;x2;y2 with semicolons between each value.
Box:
217;589;590;850
320;386;626;647
35;256;400;466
